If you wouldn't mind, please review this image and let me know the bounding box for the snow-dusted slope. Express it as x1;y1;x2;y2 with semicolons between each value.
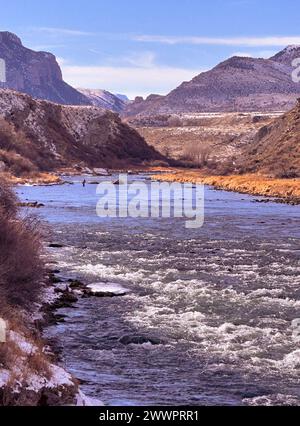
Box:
0;89;163;170
124;46;300;116
78;88;127;113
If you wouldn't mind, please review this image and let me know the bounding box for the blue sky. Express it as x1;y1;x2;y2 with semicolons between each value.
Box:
1;0;300;98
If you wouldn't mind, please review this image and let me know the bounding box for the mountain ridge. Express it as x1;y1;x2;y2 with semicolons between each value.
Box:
124;46;300;116
77;88;127;113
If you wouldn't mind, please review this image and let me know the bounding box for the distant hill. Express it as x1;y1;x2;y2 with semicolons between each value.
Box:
124;46;300;116
78;88;127;113
240;100;300;177
0;31;92;105
0;89;163;175
115;93;130;102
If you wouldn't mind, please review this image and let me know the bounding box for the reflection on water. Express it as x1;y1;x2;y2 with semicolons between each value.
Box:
17;176;300;406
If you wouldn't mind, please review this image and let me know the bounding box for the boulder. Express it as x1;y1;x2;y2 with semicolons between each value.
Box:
93;168;110;176
85;282;129;297
119;335;162;346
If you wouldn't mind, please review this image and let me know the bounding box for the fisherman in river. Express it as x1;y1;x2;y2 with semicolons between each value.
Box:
82;179;86;187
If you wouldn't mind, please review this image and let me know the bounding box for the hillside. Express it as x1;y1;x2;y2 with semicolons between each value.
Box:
0;89;163;175
124;46;300;116
241;100;300;177
0;31;91;105
78;88;127;113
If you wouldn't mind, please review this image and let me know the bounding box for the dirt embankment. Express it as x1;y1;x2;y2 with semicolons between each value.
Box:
152;170;300;204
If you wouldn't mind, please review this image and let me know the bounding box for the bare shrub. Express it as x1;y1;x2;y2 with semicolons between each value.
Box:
167;115;182;127
0;181;44;309
184;140;212;168
0;150;37;176
0;119;39;176
0;179;18;215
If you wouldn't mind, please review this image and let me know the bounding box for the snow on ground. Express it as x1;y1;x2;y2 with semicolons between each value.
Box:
76;389;104;407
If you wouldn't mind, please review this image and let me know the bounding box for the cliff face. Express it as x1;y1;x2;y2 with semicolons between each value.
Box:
0;89;163;172
124;46;300;116
241;100;300;177
0;32;91;105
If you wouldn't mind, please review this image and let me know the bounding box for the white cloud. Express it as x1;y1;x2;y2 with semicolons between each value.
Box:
33;27;96;36
60;64;202;99
133;34;300;47
125;51;156;68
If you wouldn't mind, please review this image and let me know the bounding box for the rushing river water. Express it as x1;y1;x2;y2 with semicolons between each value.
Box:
17;175;300;406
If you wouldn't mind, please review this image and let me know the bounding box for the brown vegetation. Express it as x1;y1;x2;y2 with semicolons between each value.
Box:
152;170;300;202
183;140;212;167
0;180;44;309
0;118;38;176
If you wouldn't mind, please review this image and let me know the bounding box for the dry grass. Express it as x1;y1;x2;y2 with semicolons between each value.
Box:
0;180;44;309
152;169;300;201
1;171;61;185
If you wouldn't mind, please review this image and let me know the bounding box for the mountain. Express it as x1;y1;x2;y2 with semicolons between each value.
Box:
270;45;300;64
240;99;300;177
0;89;163;174
115;93;130;102
78;88;127;113
124;46;300;116
0;31;91;105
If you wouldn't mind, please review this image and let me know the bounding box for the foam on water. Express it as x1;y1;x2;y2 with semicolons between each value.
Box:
17;176;300;405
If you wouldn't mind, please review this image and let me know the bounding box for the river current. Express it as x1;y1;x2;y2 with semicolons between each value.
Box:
17;175;300;406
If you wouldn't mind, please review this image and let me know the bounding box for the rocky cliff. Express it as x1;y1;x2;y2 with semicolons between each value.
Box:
0;31;91;105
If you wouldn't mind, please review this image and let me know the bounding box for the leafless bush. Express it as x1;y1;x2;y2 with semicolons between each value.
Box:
0;181;44;309
184;140;212;168
167;115;183;127
0;119;39;176
0;179;18;215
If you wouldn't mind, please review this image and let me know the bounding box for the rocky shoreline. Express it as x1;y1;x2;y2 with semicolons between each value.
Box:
0;258;106;406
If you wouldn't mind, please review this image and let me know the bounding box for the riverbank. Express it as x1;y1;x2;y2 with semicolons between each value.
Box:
0;265;102;406
1;172;61;186
152;170;300;204
0;180;99;406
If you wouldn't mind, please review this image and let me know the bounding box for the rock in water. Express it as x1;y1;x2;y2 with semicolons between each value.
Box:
85;283;130;297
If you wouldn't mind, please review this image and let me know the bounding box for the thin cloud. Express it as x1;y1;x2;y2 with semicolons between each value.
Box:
32;27;96;36
133;34;300;47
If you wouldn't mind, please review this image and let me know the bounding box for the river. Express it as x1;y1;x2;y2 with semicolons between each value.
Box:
17;174;300;406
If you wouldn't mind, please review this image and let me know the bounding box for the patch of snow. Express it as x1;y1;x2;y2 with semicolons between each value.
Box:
76;389;104;406
47;364;74;389
9;330;36;355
